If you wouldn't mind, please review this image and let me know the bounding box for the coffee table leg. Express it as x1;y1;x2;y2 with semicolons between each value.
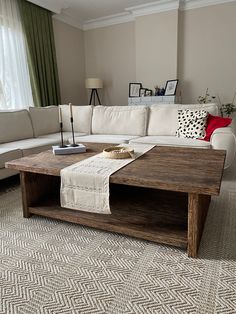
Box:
20;172;32;218
20;171;59;218
188;193;211;258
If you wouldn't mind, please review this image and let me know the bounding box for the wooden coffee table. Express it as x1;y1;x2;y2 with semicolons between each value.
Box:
6;143;225;258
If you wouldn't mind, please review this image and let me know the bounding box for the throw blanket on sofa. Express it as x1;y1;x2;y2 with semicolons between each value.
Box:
60;144;154;214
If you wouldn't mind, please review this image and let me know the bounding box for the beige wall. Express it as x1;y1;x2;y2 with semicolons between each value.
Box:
84;22;136;106
135;10;179;90
53;19;87;105
53;2;236;107
178;2;236;104
83;11;178;104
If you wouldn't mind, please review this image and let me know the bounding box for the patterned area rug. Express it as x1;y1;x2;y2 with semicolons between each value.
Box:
0;176;236;313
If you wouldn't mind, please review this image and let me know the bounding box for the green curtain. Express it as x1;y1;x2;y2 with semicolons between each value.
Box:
18;0;61;107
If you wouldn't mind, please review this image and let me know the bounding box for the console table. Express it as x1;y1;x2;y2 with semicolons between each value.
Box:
128;96;176;106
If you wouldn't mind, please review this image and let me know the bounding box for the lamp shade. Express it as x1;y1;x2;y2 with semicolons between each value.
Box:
85;78;103;89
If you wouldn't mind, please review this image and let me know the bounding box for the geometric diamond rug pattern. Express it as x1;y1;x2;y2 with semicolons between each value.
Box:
0;184;236;313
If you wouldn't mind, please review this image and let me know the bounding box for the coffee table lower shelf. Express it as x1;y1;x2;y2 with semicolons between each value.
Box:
20;171;211;258
28;190;188;249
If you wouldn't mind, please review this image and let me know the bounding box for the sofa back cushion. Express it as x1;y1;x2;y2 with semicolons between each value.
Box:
29;106;60;137
178;103;219;115
148;103;219;136
92;106;148;136
60;105;92;134
0;110;34;144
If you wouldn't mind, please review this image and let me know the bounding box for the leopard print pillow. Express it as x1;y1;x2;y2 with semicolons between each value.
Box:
176;110;208;139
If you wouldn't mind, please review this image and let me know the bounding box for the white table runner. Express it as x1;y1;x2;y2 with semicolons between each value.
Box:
60;144;154;214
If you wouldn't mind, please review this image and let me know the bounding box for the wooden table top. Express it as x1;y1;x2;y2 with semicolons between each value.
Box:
5;142;226;196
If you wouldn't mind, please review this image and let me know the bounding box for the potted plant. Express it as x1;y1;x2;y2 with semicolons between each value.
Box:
198;88;216;104
217;92;236;117
221;92;236;117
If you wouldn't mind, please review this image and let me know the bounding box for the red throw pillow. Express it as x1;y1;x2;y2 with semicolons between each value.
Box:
203;114;232;141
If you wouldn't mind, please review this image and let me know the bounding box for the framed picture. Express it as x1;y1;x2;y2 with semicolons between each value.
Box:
164;79;178;96
139;88;147;97
145;89;153;96
129;83;142;97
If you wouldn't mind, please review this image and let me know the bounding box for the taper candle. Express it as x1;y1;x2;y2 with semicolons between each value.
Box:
58;106;66;148
69;103;73;119
59;107;62;123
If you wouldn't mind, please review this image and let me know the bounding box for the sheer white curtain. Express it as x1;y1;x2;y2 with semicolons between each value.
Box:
0;0;33;110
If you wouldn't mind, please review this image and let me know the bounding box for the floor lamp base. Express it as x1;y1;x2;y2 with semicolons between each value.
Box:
89;89;102;106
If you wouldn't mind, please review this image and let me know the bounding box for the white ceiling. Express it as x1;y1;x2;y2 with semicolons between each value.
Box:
63;0;153;22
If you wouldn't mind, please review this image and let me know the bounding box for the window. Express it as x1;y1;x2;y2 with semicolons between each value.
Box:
0;0;33;110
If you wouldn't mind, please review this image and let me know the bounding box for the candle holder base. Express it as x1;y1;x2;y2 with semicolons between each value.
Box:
52;144;86;155
70;143;79;147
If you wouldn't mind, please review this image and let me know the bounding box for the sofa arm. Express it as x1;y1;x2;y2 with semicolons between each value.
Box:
210;126;236;168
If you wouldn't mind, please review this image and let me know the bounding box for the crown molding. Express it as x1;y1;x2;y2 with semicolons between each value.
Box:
83;0;179;30
51;0;236;31
53;13;83;30
126;0;180;16
181;0;236;10
83;12;134;31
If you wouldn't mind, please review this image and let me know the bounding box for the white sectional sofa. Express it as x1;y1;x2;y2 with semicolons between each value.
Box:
69;103;236;168
1;103;235;180
0;106;87;180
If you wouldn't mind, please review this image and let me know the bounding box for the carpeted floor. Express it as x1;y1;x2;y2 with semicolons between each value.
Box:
0;162;236;314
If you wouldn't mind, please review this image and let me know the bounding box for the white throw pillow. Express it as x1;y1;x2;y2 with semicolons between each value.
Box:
176;110;208;139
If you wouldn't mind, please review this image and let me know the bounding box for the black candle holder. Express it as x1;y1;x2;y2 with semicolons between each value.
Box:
59;122;67;148
70;117;79;147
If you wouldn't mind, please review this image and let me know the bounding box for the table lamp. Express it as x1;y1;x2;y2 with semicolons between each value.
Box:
85;78;103;106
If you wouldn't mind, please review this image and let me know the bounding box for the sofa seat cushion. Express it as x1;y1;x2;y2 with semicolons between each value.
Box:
39;132;86;142
69;134;140;145
0;138;60;156
0;168;19;180
92;106;148;136
129;136;211;149
0;110;34;144
0;148;23;169
29;106;60;137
